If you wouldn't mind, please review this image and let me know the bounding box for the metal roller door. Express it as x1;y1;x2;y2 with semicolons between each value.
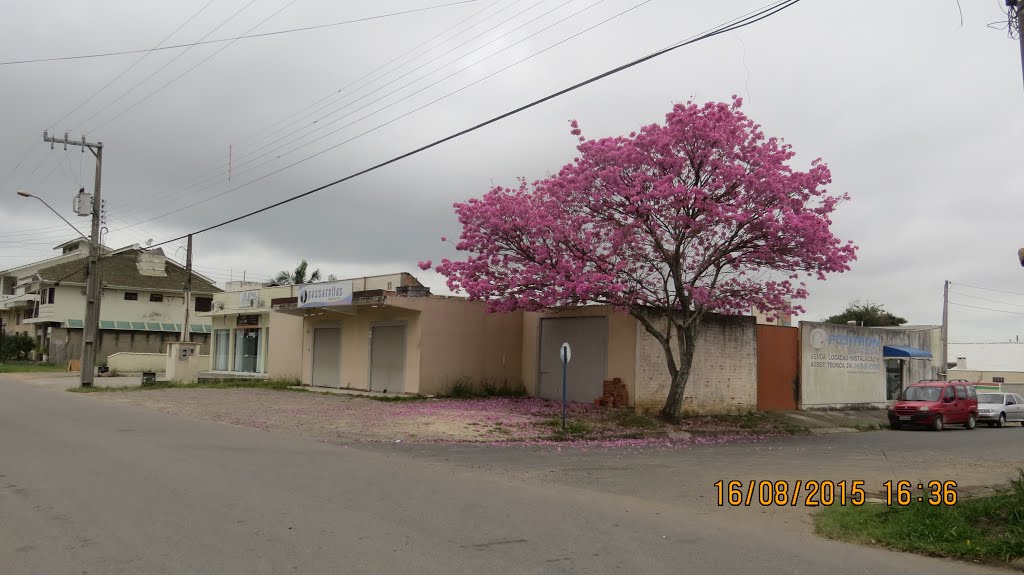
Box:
312;327;341;388
539;317;608;403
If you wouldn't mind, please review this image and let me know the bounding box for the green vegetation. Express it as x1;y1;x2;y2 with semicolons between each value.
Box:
0;362;65;373
444;377;527;399
68;379;302;393
543;417;592;439
605;408;662;430
0;333;36;361
825;300;907;327
816;470;1024;566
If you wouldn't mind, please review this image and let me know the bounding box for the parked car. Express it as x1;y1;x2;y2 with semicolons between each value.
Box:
887;381;978;431
976;392;1024;427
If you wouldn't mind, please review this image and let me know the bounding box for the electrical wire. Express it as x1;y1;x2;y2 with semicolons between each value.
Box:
950;282;1024;298
144;0;803;248
132;0;592;213
949;302;1024;316
75;0;263;132
48;0;220;131
109;0;535;218
110;0;645;230
949;291;1024;309
0;1;482;67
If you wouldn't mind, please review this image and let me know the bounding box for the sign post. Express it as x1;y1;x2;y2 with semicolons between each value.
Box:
560;342;571;430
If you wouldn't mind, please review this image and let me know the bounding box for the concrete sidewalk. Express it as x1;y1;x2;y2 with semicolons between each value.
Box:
2;371;145;390
772;409;889;433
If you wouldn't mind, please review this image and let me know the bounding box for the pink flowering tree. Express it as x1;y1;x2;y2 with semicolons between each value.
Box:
422;98;857;420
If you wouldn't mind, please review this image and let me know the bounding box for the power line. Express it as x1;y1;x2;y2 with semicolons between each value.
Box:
75;0;263;132
146;0;803;248
110;0;651;232
949;291;1024;309
48;0;220;130
950;281;1024;298
949;302;1024;316
0;1;482;67
106;0;532;219
166;0;598;203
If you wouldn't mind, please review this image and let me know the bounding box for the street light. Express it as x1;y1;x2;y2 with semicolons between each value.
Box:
17;190;89;242
17;189;95;386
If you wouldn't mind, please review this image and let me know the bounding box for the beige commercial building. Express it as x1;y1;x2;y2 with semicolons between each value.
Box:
272;273;523;395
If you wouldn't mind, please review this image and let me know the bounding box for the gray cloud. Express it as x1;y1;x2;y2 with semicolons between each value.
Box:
1;0;1021;341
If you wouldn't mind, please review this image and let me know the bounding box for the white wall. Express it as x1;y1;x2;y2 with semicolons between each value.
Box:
35;285;211;325
634;314;758;414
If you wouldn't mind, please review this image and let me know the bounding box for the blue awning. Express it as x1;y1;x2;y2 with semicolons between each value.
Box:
883;345;932;359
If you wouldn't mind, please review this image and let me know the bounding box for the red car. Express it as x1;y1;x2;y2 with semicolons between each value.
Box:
887;381;978;431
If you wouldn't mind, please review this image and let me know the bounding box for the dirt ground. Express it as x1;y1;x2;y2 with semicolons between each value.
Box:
84;387;789;445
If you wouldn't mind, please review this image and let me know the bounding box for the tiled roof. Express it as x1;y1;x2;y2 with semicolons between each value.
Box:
37;250;221;294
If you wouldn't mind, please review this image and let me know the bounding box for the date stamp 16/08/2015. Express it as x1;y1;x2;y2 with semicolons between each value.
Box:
713;480;959;507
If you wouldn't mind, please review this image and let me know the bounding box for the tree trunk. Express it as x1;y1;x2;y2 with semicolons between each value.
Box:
660;321;698;422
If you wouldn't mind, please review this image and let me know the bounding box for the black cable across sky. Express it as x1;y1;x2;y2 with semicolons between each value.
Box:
148;0;805;249
0;1;482;67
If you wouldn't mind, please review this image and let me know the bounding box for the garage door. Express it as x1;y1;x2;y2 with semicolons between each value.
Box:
312;327;341;388
539;317;608;403
370;324;405;393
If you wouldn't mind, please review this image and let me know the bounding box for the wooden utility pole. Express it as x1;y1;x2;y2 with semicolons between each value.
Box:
180;234;193;343
44;131;102;387
940;280;949;380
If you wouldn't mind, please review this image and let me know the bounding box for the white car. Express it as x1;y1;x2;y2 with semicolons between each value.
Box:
976;392;1024;428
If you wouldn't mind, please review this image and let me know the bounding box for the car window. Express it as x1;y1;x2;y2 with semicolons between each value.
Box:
1014;394;1024;404
943;386;956;400
1008;395;1017;406
955;385;967;400
967;386;977;400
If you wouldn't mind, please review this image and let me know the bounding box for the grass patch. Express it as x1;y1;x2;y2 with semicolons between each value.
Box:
443;377;527;399
0;362;66;373
542;416;593;439
605;408;663;430
815;470;1024;566
677;411;810;435
67;378;302;393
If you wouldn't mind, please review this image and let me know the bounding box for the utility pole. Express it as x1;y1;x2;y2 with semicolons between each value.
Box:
940;280;949;381
180;235;193;343
43;131;102;387
1010;0;1024;88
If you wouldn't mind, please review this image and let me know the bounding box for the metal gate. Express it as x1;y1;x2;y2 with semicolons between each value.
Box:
538;317;608;403
370;324;405;393
312;327;341;388
756;325;799;411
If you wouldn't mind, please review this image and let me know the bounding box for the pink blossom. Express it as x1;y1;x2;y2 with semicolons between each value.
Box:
417;260;432;271
426;98;857;418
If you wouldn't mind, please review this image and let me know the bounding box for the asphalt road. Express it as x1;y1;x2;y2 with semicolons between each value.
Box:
1;377;1019;575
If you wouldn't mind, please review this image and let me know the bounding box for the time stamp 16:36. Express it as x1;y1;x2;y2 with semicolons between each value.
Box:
713;479;959;507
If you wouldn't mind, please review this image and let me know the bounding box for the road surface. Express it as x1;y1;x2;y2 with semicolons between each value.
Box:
0;377;1017;574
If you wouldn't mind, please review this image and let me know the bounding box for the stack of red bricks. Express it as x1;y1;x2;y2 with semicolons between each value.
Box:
595;378;628;408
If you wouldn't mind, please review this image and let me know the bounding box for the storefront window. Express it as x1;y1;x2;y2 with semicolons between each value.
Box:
885;359;903;400
234;328;261;373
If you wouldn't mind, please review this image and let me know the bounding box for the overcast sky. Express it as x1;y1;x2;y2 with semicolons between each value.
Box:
1;0;1022;341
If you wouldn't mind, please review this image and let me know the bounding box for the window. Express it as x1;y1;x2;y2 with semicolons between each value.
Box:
195;297;213;312
993;376;1005;383
237;314;259;326
1008;395;1017;406
46;287;55;304
943;386;956;401
967;386;977;400
15;312;20;325
955;385;967;400
1014;394;1024;405
150;294;163;302
124;292;138;301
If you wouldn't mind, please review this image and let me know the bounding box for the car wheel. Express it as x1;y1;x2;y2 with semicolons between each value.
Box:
932;414;944;432
996;413;1006;428
965;413;976;430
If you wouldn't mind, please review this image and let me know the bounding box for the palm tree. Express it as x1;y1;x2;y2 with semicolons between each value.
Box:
268;260;322;286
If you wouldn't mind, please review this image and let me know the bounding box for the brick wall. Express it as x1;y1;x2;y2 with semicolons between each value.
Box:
634;314;757;415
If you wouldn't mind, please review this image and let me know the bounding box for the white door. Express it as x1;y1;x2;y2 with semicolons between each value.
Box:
370;324;405;393
312;327;341;388
538;317;608;403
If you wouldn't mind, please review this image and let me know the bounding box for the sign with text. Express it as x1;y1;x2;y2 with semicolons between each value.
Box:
800;323;885;407
297;280;353;308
